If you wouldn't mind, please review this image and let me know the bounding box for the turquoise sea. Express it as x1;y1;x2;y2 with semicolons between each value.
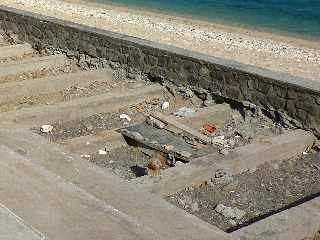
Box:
92;0;320;40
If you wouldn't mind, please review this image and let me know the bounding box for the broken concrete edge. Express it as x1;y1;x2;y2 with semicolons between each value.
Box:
132;129;315;196
0;5;319;137
0;126;236;240
231;195;320;240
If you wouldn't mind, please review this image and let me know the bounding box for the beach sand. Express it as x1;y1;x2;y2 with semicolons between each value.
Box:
2;0;319;80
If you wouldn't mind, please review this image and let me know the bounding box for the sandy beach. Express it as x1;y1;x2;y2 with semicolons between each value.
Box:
2;0;320;80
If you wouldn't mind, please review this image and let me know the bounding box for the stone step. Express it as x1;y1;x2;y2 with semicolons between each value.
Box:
60;129;127;155
0;43;34;60
0;69;113;104
0;84;164;127
0;144;161;240
132;130;315;196
0;54;68;82
231;196;320;240
0;127;235;240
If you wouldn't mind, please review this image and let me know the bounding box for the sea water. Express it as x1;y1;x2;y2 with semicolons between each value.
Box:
93;0;320;40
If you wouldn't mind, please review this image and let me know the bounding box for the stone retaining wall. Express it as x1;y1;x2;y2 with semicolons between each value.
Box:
0;5;319;137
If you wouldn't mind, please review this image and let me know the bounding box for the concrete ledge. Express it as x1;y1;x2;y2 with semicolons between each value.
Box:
232;196;320;240
132;130;315;196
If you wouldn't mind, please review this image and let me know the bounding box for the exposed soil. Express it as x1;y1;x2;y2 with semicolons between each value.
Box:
167;151;320;232
88;146;151;180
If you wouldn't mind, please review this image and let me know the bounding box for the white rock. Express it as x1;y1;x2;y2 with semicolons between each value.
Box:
161;101;170;110
215;204;246;220
98;149;107;155
120;114;131;122
40;124;54;133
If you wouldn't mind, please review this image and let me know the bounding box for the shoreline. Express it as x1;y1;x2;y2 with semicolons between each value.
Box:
86;0;320;46
2;0;319;80
69;0;320;49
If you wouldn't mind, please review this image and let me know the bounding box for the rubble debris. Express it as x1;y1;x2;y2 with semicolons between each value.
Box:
212;169;233;185
177;86;194;98
219;148;229;156
177;151;192;159
147;153;167;175
174;107;195;118
202;123;217;135
119;113;131;122
146;116;165;129
161;101;170;110
40;124;54;133
215;204;246;221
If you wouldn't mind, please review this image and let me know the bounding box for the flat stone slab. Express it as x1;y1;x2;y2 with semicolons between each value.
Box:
232;196;320;240
0;204;44;240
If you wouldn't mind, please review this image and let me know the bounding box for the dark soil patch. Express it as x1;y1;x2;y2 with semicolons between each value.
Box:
88;146;151;180
167;151;320;232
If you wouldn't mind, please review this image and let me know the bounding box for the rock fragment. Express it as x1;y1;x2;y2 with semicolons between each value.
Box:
215;204;246;220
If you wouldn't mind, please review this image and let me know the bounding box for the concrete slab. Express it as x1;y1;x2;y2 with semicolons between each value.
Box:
152;111;211;144
178;104;231;130
0;127;235;240
0;43;33;59
0;69;113;103
0;84;164;127
0;203;44;240
0;144;161;240
231;196;320;240
132;130;315;196
0;55;67;81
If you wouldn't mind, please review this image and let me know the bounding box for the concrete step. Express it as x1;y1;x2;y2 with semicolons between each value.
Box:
0;69;113;104
0;43;34;60
60;129;127;155
132;130;315;196
0;144;161;240
232;196;320;240
0;84;164;127
0;54;68;82
0;204;43;240
0;127;235;240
